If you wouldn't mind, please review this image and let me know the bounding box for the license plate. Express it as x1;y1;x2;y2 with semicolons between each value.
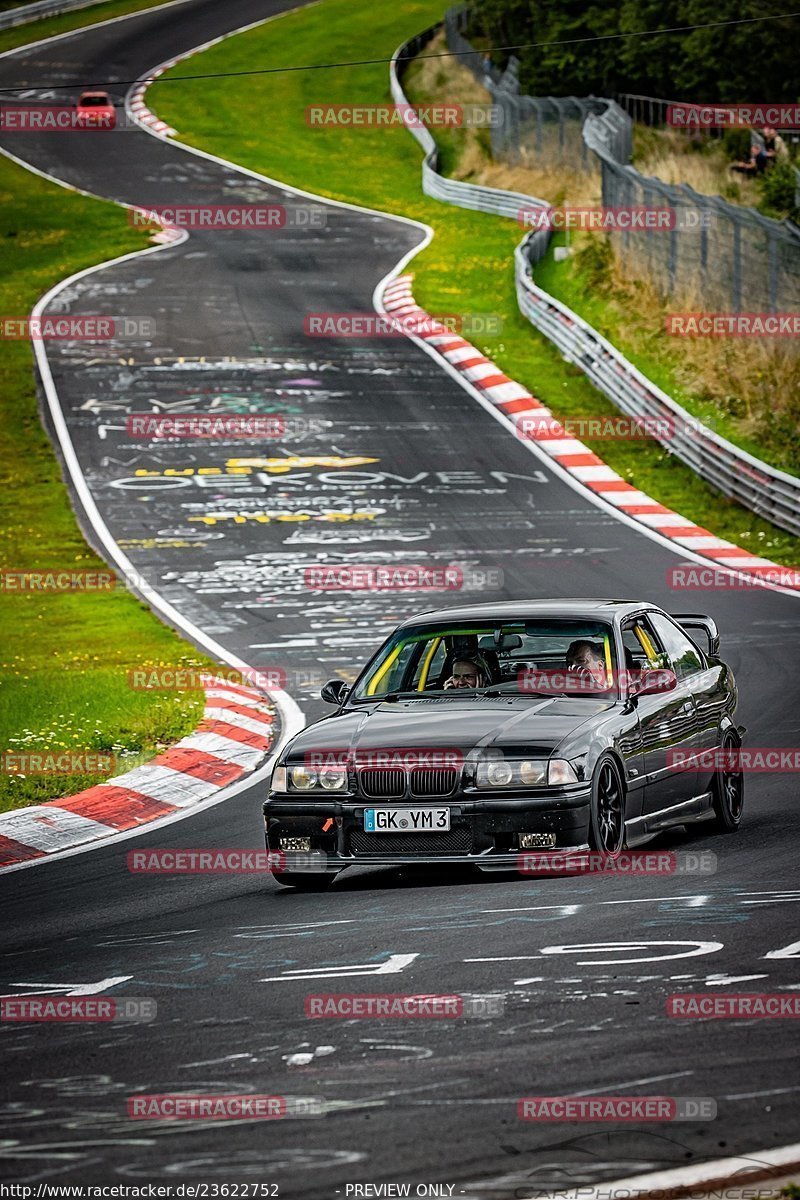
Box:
364;807;450;832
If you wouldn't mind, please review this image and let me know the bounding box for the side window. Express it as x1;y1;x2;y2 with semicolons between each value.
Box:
622;619;667;670
409;639;447;690
621;625;650;671
647;613;705;680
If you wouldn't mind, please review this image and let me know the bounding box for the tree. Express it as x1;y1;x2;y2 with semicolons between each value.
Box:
468;0;800;101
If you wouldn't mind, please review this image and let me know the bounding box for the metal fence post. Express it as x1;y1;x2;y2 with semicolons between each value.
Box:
731;220;742;311
768;230;779;313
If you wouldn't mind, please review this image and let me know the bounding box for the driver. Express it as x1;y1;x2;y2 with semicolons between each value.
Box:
565;640;607;688
443;655;491;689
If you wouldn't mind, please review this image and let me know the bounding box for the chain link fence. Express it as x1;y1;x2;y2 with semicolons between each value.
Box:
446;5;800;314
391;17;800;536
584;110;800;312
444;6;605;176
391;26;548;219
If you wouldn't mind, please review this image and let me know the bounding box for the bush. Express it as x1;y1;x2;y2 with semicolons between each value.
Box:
757;158;800;222
573;234;614;290
721;128;752;162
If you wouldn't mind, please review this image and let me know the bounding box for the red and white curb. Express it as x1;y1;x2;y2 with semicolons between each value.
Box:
0;677;276;869
128;64;178;136
124;8;296;138
150;223;183;244
382;275;800;591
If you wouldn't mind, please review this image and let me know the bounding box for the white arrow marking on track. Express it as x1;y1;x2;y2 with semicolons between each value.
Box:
260;953;419;982
764;938;800;958
704;973;768;984
5;976;132;996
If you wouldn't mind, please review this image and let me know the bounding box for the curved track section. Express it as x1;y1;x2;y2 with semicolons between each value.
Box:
0;2;799;1193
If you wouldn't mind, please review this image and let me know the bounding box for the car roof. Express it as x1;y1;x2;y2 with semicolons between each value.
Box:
394;599;659;629
79;91;110;99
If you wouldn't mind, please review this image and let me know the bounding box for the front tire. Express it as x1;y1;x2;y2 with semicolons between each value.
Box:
589;755;626;855
710;731;744;832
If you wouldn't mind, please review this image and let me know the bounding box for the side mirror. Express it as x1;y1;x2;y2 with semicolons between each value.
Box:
320;679;349;706
634;668;677;697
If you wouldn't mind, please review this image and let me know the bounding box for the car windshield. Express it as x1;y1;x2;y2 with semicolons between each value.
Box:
79;95;110;106
351;618;619;700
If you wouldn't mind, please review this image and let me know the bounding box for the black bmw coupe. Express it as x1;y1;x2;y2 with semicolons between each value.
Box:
264;599;744;889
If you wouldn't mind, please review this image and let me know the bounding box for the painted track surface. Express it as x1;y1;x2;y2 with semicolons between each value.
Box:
0;1;799;1191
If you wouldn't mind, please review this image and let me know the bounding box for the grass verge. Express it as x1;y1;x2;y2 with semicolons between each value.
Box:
148;0;799;568
533;239;800;474
0;0;180;55
0;154;215;813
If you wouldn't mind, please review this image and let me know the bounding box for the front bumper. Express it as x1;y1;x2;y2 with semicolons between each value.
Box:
264;788;592;873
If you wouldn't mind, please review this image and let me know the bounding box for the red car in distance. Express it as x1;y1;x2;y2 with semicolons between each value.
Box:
75;90;116;129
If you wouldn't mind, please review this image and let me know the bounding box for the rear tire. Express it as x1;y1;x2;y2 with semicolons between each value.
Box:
710;731;744;832
589;755;626;855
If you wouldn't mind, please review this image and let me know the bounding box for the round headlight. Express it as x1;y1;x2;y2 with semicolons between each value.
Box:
486;759;514;787
319;767;347;791
520;760;546;785
291;765;318;790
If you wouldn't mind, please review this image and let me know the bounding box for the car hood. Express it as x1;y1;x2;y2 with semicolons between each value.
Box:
285;695;613;760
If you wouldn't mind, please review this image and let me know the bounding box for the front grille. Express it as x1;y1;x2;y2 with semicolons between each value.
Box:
410;768;458;797
358;766;460;798
359;769;405;798
349;828;473;856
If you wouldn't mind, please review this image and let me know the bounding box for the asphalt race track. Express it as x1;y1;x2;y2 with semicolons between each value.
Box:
0;1;799;1193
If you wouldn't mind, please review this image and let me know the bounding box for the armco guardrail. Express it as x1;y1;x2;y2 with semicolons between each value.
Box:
391;25;800;538
0;0;106;30
390;27;548;220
